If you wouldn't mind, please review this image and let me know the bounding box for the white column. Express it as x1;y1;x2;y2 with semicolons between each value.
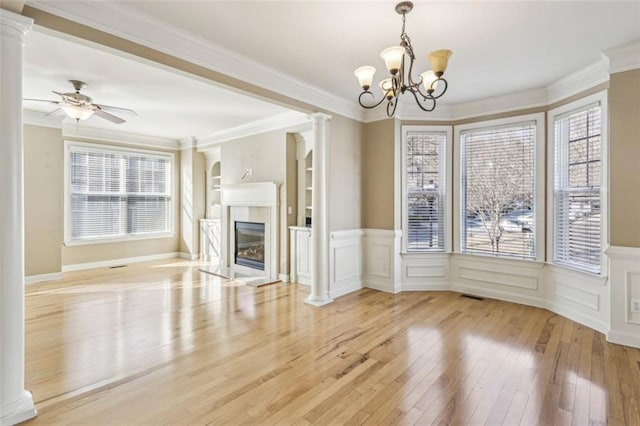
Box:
0;9;37;426
305;113;333;306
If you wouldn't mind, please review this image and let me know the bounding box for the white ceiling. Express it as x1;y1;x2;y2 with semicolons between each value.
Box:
22;31;296;140
22;1;640;139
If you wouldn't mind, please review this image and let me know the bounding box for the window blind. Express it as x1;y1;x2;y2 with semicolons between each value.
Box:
460;122;536;258
405;131;446;251
68;145;172;242
553;103;601;273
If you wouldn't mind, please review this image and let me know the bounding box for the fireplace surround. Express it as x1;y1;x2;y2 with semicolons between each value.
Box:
220;182;280;281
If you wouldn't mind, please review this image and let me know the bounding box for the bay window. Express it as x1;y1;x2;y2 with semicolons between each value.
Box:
456;114;544;260
550;93;606;274
402;126;451;252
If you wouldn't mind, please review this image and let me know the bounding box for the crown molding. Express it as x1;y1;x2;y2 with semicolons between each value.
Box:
546;58;610;104
366;57;611;123
196;111;309;150
25;0;363;122
62;123;180;150
603;40;640;74
22;108;63;129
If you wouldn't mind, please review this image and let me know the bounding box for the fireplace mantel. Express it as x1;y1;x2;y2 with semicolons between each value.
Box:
220;182;280;282
221;182;279;207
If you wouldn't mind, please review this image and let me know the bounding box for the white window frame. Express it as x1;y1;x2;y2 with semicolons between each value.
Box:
547;91;608;276
401;125;453;253
63;140;176;246
453;113;546;262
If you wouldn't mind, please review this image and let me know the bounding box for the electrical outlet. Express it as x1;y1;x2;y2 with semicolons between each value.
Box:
631;298;640;313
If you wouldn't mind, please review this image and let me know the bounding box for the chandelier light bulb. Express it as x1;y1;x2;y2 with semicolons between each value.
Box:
428;49;453;76
420;70;439;92
354;66;376;91
380;46;405;75
379;78;394;99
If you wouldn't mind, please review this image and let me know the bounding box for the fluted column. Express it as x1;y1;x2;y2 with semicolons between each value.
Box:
305;113;333;306
0;8;37;426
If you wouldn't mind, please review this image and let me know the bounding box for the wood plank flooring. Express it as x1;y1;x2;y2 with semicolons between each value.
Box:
22;258;640;425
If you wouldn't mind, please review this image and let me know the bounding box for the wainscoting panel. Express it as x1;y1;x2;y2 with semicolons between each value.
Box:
362;229;402;294
451;254;546;308
329;230;363;299
401;253;451;291
606;246;640;348
546;265;608;335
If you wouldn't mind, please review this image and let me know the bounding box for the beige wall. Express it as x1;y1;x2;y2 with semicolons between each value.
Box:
328;114;363;232
24;124;63;275
60;138;181;266
220;128;291;273
179;148;206;255
362;119;395;230
609;69;640;247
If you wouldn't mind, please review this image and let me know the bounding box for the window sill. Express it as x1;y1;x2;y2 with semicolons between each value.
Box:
64;232;175;247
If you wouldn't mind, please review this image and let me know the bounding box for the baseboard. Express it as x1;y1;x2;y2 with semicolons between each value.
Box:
25;272;64;285
450;282;547;310
364;276;400;294
279;273;289;283
401;282;451;292
606;329;640;348
330;278;363;299
178;252;199;260
547;301;608;336
62;252;182;272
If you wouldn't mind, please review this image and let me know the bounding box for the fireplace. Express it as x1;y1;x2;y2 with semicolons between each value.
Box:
234;221;265;270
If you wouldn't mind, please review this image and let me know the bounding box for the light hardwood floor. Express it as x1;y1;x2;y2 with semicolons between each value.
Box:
23;258;640;425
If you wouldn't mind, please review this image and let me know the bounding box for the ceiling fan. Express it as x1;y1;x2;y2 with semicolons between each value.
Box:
24;80;137;124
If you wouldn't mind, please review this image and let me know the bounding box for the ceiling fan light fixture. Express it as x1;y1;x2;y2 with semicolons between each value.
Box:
61;104;94;121
354;1;452;117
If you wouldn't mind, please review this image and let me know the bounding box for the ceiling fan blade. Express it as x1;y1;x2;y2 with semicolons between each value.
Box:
94;103;137;116
93;109;126;124
52;91;65;97
45;108;65;117
23;98;61;105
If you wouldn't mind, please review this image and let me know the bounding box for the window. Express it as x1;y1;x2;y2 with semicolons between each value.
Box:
458;116;543;259
402;126;450;252
65;142;174;244
551;98;604;274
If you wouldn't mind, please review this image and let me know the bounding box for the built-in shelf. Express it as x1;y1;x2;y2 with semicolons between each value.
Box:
306;206;312;210
306;167;313;172
305;187;312;191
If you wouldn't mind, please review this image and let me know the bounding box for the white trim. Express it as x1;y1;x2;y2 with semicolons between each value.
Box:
603;40;640;74
196;111;309;149
25;272;63;285
606;330;640;349
329;229;363;299
278;273;289;283
0;8;33;41
546;59;610;105
547;90;608;276
63;140;176;245
178;252;199;260
605;245;640;262
23;108;64;129
400;125;453;254
450;283;548;310
63;123;180;150
61;252;182;272
454;112;546;263
25;0;363;122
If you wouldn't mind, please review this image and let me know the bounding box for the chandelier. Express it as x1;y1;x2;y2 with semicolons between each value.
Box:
354;1;452;117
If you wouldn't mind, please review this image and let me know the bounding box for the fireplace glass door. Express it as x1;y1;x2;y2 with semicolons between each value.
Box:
234;221;265;270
